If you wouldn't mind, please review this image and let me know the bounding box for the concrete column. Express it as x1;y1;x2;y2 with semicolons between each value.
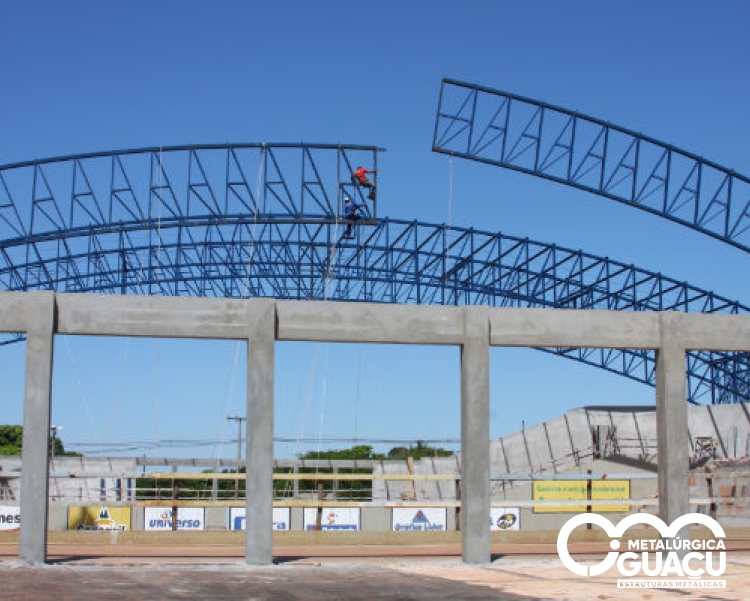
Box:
19;292;56;565
460;308;490;564
245;300;276;565
656;312;689;542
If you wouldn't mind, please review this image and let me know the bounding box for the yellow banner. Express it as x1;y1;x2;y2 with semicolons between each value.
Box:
591;480;630;513
67;506;130;530
532;480;630;513
533;480;586;513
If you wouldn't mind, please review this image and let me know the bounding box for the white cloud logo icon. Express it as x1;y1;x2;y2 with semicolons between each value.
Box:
557;512;726;577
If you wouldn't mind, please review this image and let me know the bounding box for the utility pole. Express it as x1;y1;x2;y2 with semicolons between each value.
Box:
227;415;246;499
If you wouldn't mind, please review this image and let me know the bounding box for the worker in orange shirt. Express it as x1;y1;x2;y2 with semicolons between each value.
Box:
351;166;377;200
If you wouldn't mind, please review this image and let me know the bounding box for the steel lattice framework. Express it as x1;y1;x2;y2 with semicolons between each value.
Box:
433;78;750;255
1;142;749;404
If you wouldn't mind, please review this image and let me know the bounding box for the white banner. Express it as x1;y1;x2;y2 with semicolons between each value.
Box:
392;507;447;531
144;507;205;530
0;506;20;531
303;507;360;531
228;507;290;531
490;507;520;530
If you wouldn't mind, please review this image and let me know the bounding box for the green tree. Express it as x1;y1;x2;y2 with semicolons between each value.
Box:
0;425;23;455
299;444;386;461
387;440;453;460
0;424;81;457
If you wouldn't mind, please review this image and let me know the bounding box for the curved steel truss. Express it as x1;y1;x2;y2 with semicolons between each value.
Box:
1;143;749;404
433;78;750;255
0;143;382;242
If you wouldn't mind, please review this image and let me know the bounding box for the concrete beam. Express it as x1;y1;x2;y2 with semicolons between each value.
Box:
460;308;490;564
667;312;750;351
56;293;258;339
19;292;56;565
489;308;660;349
245;299;276;565
277;300;464;344
0;291;33;333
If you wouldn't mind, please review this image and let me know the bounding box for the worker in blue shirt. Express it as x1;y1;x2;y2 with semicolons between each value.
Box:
342;195;364;240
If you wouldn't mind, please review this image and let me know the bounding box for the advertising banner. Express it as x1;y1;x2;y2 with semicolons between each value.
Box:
144;507;204;530
533;480;586;513
490;507;520;530
392;507;447;531
532;480;630;513
0;506;20;531
68;506;130;530
228;507;290;531
591;480;630;512
303;507;360;531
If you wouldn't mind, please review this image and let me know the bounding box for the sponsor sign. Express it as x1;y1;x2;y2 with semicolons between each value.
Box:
392;507;446;531
0;506;21;531
533;480;630;513
558;512;726;589
590;481;631;513
490;507;520;531
229;507;290;531
303;507;360;531
68;506;130;531
144;507;204;531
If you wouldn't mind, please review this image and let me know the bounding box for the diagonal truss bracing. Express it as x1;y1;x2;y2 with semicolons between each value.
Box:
1;204;749;403
0;143;382;243
433;78;750;255
1;143;749;404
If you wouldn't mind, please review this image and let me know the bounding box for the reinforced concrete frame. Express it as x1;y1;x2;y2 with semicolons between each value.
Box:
5;291;748;564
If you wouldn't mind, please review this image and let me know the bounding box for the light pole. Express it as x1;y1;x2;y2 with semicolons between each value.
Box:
49;425;63;466
227;415;246;499
49;425;62;502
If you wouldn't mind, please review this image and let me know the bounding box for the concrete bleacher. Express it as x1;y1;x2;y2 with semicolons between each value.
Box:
373;403;750;503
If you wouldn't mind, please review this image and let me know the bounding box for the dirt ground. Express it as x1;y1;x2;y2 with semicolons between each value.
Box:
1;539;749;600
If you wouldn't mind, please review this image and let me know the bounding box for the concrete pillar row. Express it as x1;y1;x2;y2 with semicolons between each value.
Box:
656;312;690;539
244;300;277;565
19;291;56;565
2;292;709;567
460;308;491;564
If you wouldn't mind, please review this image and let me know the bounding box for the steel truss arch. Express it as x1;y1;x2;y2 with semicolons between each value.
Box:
0;143;384;243
1;204;749;404
433;78;750;255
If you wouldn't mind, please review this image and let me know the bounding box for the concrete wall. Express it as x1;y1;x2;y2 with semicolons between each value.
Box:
1;456;137;504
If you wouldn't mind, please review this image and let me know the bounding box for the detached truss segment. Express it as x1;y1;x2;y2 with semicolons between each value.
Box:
433;78;750;254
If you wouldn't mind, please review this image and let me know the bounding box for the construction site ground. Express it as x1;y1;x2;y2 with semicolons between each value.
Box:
2;531;750;600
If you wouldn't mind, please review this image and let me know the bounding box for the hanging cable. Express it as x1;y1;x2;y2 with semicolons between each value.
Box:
436;155;455;451
106;337;131;445
212;340;243;463
62;337;103;451
242;143;265;298
446;154;454;270
355;345;362;444
155;147;164;296
152;339;160;456
291;149;350;469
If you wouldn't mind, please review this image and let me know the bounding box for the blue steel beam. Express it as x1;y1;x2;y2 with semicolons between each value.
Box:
433;78;750;255
1;208;749;404
1;144;748;404
0;143;383;241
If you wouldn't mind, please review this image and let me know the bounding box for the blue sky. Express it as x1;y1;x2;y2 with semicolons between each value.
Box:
2;1;750;459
